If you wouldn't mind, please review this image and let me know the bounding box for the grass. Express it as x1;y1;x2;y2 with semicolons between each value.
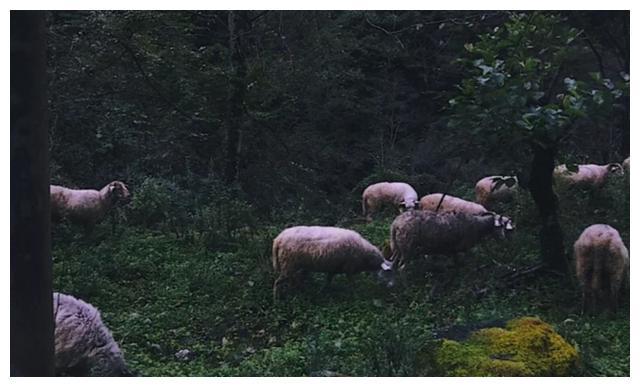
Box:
51;176;629;376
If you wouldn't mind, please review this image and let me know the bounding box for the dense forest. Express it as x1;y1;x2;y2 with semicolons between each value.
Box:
44;10;629;376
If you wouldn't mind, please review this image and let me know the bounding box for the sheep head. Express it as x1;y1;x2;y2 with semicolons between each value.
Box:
377;258;395;287
108;181;132;204
607;163;624;176
399;199;420;211
482;212;515;238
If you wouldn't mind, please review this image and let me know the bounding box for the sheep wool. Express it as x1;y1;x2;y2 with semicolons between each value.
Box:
553;163;623;189
474;176;518;208
574;224;629;315
420;193;488;215
53;292;130;376
272;226;392;299
362;182;419;220
390;210;514;270
50;180;131;227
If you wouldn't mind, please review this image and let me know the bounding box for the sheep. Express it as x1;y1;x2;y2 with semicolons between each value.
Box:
553;163;623;189
362;182;419;221
50;181;131;227
623;157;630;173
574;224;629;315
272;226;394;300
53;292;131;376
474;176;519;208
419;193;488;215
389;210;514;273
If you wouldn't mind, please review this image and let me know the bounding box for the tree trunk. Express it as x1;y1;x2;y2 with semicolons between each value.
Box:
10;11;55;376
528;142;569;275
224;10;247;184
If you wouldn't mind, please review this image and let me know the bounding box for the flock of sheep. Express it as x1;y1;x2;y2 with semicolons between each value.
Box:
49;158;629;376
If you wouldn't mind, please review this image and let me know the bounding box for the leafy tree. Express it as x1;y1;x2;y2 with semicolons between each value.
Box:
448;12;629;274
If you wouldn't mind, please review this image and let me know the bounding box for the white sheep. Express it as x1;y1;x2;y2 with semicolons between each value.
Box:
553;163;623;189
272;226;393;300
623;157;629;174
474;176;519;208
53;292;130;376
50;181;131;227
362;182;419;221
574;224;629;315
419;193;488;215
389;210;514;271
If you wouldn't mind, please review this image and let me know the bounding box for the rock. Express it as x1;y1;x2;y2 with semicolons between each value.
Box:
175;349;195;362
417;317;579;376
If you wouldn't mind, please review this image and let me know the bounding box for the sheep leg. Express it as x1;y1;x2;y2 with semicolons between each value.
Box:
324;273;335;289
608;284;620;316
273;275;289;302
581;288;594;315
430;255;459;299
362;199;369;220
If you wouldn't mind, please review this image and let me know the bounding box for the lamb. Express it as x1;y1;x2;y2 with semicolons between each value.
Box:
419;193;488;215
553;163;623;189
574;224;629;315
272;226;394;300
389;210;514;271
474;176;519;208
362;182;419;221
50;181;131;227
53;292;131;376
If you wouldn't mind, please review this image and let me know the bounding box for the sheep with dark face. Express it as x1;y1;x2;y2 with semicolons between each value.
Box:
50;181;131;228
272;226;394;300
474;176;519;208
574;224;629;315
53;292;131;376
389;210;514;271
419;193;488;215
553;163;623;189
362;182;419;221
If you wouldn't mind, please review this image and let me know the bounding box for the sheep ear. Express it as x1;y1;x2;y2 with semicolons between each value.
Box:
494;215;502;227
505;221;514;231
381;260;392;271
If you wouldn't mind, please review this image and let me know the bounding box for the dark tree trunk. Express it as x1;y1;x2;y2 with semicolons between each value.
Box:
224;10;247;184
10;11;55;376
528;143;569;275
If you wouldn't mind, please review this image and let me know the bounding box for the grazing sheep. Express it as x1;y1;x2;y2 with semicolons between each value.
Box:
419;193;488;215
272;226;394;300
475;176;519;208
553;163;623;189
574;224;629;315
623;157;629;173
50;181;131;227
53;292;130;376
389;210;514;271
362;182;419;221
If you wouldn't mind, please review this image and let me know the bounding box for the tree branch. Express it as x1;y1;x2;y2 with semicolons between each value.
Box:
583;34;606;78
364;14;405;49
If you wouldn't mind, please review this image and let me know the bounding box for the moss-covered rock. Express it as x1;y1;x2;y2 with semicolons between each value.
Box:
418;317;579;376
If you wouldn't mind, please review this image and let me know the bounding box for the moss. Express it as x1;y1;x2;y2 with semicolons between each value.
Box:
423;317;579;376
